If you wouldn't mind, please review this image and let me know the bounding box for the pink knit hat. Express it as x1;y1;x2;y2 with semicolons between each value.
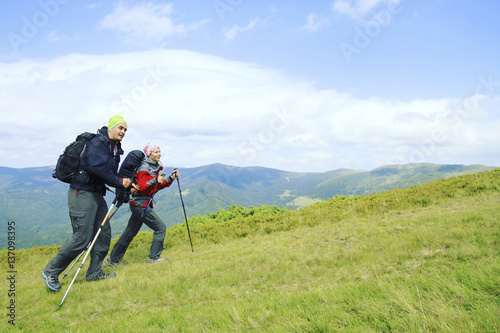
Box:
143;143;160;157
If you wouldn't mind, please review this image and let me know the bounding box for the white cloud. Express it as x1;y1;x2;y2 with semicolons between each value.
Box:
46;30;71;43
332;0;401;20
224;17;266;41
98;2;205;46
0;49;498;172
301;13;330;32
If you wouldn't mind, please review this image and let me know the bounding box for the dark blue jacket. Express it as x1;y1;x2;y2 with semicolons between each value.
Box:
70;126;124;194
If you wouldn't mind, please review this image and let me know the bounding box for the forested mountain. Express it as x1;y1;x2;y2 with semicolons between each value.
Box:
0;163;496;248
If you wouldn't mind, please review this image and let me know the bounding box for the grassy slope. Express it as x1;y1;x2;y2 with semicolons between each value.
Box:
2;170;499;332
2;163;496;249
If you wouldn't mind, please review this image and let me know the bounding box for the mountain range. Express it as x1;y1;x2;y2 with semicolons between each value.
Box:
0;163;496;249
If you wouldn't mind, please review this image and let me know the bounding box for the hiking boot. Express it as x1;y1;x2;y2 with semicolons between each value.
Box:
147;258;168;264
87;272;117;281
42;271;61;292
105;256;120;267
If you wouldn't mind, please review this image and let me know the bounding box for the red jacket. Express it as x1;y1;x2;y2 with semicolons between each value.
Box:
130;158;173;207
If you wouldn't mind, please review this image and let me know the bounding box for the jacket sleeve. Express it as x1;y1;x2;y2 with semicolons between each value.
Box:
154;167;173;190
136;170;158;194
159;176;174;189
86;138;123;188
136;171;173;194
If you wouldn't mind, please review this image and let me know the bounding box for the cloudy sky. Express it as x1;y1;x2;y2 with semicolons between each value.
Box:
1;0;499;172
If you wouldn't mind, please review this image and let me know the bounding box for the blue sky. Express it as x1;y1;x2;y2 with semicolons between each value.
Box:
1;0;499;172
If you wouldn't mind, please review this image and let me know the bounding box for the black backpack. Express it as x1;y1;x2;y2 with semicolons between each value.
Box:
115;149;145;206
118;150;145;180
52;132;97;183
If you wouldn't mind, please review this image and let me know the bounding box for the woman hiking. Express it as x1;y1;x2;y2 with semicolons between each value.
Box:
106;143;178;265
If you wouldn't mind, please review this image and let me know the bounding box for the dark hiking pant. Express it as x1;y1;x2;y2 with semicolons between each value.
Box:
109;204;166;262
43;189;111;280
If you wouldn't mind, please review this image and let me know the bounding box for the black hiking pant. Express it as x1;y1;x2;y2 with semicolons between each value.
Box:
43;189;111;280
109;204;166;262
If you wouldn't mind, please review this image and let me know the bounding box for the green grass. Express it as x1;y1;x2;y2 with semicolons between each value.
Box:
1;170;499;332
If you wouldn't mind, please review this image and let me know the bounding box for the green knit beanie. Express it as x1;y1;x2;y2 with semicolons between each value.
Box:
108;115;126;131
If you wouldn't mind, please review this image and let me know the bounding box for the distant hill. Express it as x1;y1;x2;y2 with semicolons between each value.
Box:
0;163;496;248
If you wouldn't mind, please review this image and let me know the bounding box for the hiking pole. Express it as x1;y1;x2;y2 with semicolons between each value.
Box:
59;202;116;307
175;170;194;252
62;206;120;279
62;245;87;280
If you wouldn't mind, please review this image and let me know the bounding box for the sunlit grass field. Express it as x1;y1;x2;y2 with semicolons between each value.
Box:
2;169;499;332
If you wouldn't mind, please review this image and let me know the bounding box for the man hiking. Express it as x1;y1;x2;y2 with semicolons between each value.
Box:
42;115;138;292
